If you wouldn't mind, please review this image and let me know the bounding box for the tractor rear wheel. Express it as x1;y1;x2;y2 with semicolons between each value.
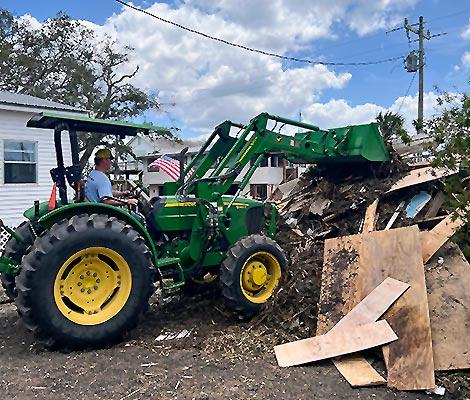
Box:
1;221;36;300
15;214;155;349
220;234;287;317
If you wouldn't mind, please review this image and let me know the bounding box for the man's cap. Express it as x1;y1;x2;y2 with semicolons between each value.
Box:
95;148;114;160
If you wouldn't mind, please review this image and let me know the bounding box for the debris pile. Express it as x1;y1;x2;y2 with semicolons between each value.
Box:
268;161;469;392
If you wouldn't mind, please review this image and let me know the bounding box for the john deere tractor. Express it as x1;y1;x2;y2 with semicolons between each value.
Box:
0;111;389;349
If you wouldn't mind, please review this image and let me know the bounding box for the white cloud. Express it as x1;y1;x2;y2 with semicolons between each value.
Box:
16;14;42;30
346;0;419;36
87;0;419;131
462;51;470;69
16;1;424;135
462;18;470;39
302;91;441;133
91;1;359;131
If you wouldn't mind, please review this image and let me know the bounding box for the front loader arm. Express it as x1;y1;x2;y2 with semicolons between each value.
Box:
187;112;390;198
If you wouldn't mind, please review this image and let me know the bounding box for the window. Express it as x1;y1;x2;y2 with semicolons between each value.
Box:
250;184;268;200
4;140;37;183
270;155;279;167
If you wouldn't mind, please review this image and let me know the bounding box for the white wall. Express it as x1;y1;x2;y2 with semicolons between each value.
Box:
0;109;72;227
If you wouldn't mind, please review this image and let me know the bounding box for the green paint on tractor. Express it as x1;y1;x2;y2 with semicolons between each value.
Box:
0;111;390;350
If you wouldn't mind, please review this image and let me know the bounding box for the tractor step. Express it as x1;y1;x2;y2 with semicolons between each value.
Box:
157;257;181;268
156;257;186;291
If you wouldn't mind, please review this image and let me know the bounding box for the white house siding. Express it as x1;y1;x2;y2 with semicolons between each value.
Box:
0;109;72;227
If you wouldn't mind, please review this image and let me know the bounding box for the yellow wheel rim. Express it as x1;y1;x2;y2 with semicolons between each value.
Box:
240;251;282;304
53;247;132;325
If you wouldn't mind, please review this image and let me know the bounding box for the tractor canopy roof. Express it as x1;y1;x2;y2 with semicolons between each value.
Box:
27;111;170;137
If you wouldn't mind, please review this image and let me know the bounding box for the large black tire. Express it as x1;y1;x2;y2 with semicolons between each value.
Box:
15;214;155;350
220;234;287;317
1;221;36;300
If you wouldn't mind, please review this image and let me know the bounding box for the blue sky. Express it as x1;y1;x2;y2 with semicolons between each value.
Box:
2;0;470;137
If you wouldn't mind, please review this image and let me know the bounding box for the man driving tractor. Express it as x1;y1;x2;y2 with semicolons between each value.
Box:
85;148;138;206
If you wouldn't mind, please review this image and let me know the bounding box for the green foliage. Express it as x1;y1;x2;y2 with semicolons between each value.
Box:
425;89;470;252
0;9;177;167
425;90;469;212
376;111;411;144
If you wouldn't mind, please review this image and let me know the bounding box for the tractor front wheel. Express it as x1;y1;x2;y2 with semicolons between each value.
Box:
220;234;287;317
15;214;154;349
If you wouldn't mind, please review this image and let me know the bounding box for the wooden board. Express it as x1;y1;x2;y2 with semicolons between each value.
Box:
426;242;470;370
318;226;435;390
328;277;410;334
362;199;379;233
424;191;446;219
387;166;457;193
421;213;465;263
274;320;397;368
334;355;386;387
327;277;409;387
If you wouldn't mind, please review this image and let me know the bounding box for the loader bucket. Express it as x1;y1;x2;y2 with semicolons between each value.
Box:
329;122;390;162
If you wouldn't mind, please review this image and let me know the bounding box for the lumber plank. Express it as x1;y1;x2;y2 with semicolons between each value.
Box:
329;277;410;334
421;213;465;263
318;226;435;390
426;243;470;370
424;191;446;219
327;277;409;387
387;166;457;193
362;199;379;233
274;320;397;368
333;355;386;387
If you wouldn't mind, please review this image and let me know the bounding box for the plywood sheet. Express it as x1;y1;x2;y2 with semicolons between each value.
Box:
327;277;409;387
318;226;435;390
421;213;465;263
387;166;457;193
274;320;397;368
426;242;470;370
362;199;379;233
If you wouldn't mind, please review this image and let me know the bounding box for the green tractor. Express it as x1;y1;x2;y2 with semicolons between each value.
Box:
0;111;390;349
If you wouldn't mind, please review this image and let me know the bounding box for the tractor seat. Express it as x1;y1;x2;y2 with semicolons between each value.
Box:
144;197;164;235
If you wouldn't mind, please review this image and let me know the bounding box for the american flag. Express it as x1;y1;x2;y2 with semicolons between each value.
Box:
148;155;194;181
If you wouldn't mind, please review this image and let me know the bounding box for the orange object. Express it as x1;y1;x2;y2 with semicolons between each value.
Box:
48;183;57;211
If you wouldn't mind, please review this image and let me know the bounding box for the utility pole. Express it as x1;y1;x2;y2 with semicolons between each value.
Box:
403;16;431;133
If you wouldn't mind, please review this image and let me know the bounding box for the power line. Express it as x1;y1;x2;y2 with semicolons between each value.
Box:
397;71;417;114
115;0;405;67
387;8;470;33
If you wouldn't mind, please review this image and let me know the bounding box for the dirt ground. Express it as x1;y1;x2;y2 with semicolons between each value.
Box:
1;287;468;400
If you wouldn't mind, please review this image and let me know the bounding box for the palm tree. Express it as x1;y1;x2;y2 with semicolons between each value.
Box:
376;111;411;144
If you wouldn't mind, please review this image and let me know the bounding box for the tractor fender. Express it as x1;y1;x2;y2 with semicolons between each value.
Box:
37;203;159;268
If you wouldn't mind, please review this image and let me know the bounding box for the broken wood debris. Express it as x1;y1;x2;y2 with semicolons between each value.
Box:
425;242;470;371
275;320;398;368
317;226;436;390
386;166;458;193
421;212;465;263
270;161;467;392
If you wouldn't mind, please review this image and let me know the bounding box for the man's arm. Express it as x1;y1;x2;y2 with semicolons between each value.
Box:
97;178;137;206
112;189;130;198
